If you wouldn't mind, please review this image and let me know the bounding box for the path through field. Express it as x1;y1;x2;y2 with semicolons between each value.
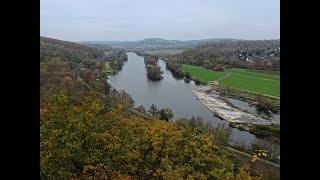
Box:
213;72;232;85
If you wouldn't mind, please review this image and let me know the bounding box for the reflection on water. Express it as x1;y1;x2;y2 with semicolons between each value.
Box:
108;52;263;145
229;98;280;123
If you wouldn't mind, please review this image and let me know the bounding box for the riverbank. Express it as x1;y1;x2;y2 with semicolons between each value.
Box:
193;86;280;143
181;64;280;97
167;63;280;112
208;82;280;113
193;86;277;124
193;86;280;141
109;53;280;145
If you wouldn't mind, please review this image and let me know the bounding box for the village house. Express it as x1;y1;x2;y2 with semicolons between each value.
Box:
246;57;253;63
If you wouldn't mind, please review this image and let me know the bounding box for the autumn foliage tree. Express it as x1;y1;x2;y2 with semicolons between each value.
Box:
41;92;262;179
213;64;224;71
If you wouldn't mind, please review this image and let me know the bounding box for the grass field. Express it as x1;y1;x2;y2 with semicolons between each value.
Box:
103;62;113;73
181;64;280;97
181;64;226;81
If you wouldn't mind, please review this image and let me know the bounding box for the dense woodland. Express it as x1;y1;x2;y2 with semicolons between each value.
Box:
83;43;128;72
40;37;278;179
40;36;127;99
166;39;280;75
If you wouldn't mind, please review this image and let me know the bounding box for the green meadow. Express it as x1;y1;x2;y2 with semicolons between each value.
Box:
181;64;280;97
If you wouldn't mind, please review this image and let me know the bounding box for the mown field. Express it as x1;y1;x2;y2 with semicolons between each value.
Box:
181;64;280;97
103;62;113;73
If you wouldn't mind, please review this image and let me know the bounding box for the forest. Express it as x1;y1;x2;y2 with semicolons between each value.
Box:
166;39;280;73
40;37;278;179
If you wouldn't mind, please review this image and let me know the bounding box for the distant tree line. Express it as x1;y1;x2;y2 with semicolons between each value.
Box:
166;39;280;71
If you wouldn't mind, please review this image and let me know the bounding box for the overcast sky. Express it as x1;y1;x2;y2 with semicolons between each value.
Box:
40;0;280;41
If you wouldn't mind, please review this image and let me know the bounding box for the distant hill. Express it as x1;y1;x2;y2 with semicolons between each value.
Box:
41;36;105;61
81;38;240;50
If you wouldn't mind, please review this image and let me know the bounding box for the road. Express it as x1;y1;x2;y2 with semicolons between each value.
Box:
220;146;280;173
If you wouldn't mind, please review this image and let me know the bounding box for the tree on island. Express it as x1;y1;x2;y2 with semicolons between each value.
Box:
146;64;163;80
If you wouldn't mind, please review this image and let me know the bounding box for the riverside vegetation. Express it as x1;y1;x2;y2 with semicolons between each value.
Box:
41;37;273;179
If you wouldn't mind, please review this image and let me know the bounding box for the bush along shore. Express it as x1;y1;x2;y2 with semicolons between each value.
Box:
165;61;208;85
229;122;280;143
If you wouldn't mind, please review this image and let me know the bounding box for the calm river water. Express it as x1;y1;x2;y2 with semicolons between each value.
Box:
109;52;260;145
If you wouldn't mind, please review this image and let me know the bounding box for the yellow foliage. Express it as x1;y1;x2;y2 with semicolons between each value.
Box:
252;155;258;163
251;149;269;163
235;164;263;180
62;75;72;82
40;93;265;180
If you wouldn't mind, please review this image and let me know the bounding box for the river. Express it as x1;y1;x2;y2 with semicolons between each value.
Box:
228;97;280;123
108;52;259;145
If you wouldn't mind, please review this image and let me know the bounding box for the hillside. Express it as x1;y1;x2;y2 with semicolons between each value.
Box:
40;37;273;179
40;36;127;99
